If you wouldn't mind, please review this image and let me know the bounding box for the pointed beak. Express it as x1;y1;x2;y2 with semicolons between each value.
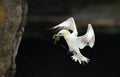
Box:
57;33;62;36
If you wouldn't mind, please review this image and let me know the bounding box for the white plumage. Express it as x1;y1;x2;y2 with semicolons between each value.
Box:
53;17;95;64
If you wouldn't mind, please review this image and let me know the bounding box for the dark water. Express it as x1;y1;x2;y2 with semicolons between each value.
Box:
16;32;120;77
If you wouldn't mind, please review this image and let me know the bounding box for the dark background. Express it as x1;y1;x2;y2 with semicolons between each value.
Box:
16;0;120;77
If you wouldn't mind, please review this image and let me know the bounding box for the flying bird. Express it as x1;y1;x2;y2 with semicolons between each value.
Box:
52;17;95;64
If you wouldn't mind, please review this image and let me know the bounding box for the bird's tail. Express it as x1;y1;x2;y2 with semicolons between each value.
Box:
71;54;90;64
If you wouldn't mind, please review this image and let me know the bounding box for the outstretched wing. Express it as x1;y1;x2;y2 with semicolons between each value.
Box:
77;24;95;49
53;17;78;36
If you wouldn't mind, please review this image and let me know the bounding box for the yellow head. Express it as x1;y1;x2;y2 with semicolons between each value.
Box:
57;29;71;37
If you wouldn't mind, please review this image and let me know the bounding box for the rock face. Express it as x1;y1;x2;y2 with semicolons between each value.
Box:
0;1;4;24
0;0;27;77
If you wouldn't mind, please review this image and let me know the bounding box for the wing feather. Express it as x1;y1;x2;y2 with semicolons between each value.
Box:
53;17;78;36
77;24;95;49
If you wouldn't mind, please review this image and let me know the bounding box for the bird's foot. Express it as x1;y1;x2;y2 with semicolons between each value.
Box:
71;55;78;62
71;55;90;64
80;56;90;64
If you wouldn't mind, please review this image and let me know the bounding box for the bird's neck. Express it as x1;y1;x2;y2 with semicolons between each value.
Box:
63;34;72;43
